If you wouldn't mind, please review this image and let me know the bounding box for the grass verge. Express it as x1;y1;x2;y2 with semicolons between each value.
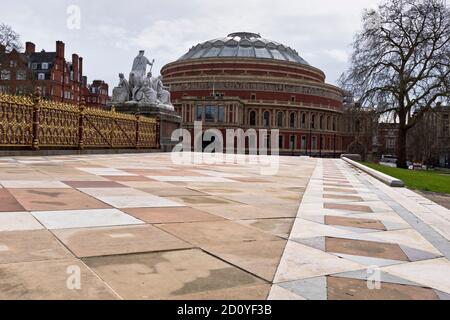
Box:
361;162;450;194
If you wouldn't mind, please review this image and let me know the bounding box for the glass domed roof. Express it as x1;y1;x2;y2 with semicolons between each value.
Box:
178;32;309;65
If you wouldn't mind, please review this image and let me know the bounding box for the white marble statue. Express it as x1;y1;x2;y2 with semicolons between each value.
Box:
131;50;154;80
139;72;158;104
112;50;173;110
111;73;130;104
155;75;172;105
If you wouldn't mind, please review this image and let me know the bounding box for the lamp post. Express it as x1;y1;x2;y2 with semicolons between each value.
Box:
309;127;312;157
291;121;295;156
334;133;337;158
319;133;322;158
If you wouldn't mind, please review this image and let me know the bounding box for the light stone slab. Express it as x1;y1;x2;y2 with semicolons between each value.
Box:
290;218;357;239
274;241;365;283
0;180;70;189
32;209;144;230
0;212;43;232
76;167;136;176
268;285;306;300
147;176;234;183
78;188;185;208
382;258;450;294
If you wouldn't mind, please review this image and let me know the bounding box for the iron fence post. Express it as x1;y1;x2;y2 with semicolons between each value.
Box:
78;97;85;150
32;88;41;150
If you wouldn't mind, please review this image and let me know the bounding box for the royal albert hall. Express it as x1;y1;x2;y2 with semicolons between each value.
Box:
161;32;345;156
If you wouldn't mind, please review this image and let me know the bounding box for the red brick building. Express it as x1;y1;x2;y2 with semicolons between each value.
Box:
161;32;344;156
81;77;109;109
0;40;109;108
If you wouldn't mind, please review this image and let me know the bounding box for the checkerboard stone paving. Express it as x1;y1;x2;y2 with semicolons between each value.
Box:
0;154;450;300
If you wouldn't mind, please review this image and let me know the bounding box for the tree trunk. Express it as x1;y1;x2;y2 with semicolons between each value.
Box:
397;111;408;169
397;128;408;168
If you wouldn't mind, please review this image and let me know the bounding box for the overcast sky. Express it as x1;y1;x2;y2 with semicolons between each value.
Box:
2;0;380;91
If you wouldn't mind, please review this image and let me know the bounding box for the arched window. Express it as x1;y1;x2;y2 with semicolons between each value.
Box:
263;111;270;127
332;117;337;131
249;110;256;126
327;116;331;130
277;111;284;128
290;113;296;128
311;114;316;129
320;115;324;130
301;113;306;128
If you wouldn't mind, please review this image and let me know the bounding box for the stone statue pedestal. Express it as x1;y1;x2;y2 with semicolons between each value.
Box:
111;103;181;152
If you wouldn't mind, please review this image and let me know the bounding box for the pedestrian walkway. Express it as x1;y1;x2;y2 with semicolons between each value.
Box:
270;159;450;300
0;153;449;300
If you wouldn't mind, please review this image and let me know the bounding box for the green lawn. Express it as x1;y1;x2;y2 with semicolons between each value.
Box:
361;162;450;194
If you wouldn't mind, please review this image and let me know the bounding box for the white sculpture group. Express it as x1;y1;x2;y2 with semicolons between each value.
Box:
112;50;172;108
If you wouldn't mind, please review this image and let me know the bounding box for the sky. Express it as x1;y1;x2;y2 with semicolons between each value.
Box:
1;0;380;92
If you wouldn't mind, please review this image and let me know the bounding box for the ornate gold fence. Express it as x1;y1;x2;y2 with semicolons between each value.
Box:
0;93;159;150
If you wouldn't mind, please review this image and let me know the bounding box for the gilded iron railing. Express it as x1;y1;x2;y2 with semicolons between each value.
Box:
0;92;159;150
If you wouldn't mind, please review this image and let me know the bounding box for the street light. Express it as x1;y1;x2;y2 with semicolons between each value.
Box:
309;127;312;157
319;133;322;158
334;133;336;158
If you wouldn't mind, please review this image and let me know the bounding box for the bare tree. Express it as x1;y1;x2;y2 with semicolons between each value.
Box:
0;23;23;52
340;0;450;168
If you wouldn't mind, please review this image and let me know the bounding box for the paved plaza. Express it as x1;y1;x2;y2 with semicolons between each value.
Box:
0;153;449;300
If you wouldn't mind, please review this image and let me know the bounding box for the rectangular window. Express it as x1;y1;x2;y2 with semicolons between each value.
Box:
196;106;203;121
301;136;307;150
16;70;26;80
387;138;396;149
38;73;45;80
251;94;256;100
278;135;284;149
32;63;38;70
264;134;270;149
205;106;216;122
312;136;317;150
42;63;49;70
218;106;225;123
301;114;306;129
1;70;11;80
290;135;296;150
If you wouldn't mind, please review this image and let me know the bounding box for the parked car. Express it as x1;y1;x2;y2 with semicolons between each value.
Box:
381;155;398;165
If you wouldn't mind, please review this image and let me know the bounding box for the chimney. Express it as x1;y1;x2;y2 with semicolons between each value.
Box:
82;76;88;88
25;42;36;55
78;57;83;81
72;53;79;82
56;41;65;59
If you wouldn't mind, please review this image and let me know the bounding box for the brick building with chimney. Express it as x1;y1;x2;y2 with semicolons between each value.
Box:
81;77;109;109
0;40;109;108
